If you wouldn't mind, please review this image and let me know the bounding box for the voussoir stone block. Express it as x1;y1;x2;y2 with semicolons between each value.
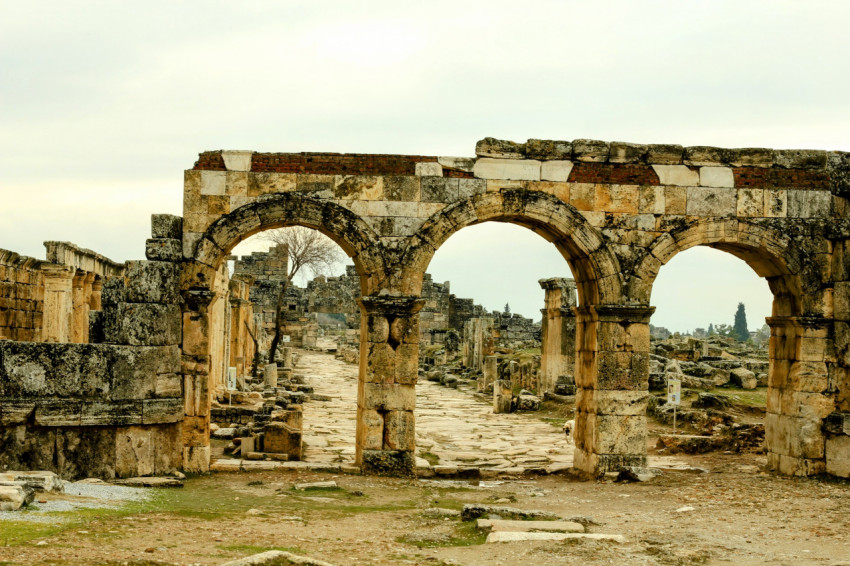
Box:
474;158;541;181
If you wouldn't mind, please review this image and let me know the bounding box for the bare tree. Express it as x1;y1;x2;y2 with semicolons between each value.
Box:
262;227;344;362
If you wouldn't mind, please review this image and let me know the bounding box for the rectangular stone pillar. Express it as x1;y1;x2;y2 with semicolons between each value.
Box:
356;295;424;476
538;278;577;394
574;305;653;475
41;264;75;343
493;379;512;413
765;316;833;476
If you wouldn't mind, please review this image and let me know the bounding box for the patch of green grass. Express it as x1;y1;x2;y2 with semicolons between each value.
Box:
708;387;767;408
398;520;487;548
419;451;440;466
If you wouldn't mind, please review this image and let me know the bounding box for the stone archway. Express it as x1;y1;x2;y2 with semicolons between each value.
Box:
181;193;385;472
398;189;658;473
633;218;832;476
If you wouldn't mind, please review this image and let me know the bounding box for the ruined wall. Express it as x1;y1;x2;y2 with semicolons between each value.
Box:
0;249;45;342
0;216;184;479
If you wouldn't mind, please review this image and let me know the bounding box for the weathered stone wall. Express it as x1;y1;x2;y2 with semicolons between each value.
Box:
0;215;184;479
0;249;46;342
181;139;850;478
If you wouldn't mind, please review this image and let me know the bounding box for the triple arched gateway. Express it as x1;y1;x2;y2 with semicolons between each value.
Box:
181;140;850;478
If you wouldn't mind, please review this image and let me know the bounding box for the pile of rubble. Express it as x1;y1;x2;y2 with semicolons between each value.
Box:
211;347;307;462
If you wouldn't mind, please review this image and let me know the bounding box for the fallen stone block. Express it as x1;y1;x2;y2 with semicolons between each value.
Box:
220;549;338;566
461;504;560;522
485;532;626;543
111;477;184;488
0;471;63;493
616;467;662;482
477;519;584;533
0;484;34;511
294;481;338;491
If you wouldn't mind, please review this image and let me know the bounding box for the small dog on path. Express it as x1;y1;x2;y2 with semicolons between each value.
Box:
563;419;575;444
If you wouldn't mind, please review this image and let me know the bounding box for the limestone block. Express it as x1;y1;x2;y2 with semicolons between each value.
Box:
779;391;836;421
247;172;296;196
182;232;202;260
591;351;649;390
685;186;736;216
421;177;458;202
652;165;699;186
145;238;182;262
296;174;335;196
826;435;850;478
773;149;828;169
117;303;181;346
115;426;154;478
80;400;142;426
731;148;774;167
526;139;572;160
729;367;757;389
264;363;278;387
151;214;183;239
475;137;525;159
577;412;647;455
576;389;648;416
221;150;253;172
458;178;486;199
0;484;34;511
608;141;647;164
154;373;182;398
124;261;179;304
663;186;687;215
438;156;476;173
474;158;541;181
595;184;638;213
768;453;825;477
683;146;728;166
699;167;734;188
357;408;384;451
736;188;764;217
182;445;211;474
764;189;787;217
540;161;574;182
142;399;184;424
225;172;248;198
200;171;226;196
333;175;383;201
638;186;664;214
34;400;81;426
0;471;63;493
415;162;442;176
493;379;512;414
365;343;394;383
571;139;609;162
359;449;415;477
786;190;832;218
383;410;415;451
383;176;420;201
394;343;419;384
569;183;596;211
788;361;830;393
359;383;415;411
765;413;825;459
646;144;683;165
264;422;302;459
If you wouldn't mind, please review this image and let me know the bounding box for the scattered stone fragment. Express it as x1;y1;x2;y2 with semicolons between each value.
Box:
676;506;696;513
112;477;184;488
221;550;338;566
0;484;35;511
294;480;338;491
477;519;584;533
423;507;461;518
486;532;626;543
616;467;661;482
461;504;560;522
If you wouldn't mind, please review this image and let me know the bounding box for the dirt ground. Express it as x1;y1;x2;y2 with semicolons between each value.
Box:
0;450;848;566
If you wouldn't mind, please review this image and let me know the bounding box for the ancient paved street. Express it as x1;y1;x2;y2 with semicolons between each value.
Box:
296;342;574;473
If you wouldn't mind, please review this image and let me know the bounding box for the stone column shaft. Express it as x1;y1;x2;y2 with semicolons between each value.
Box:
356;295;424;476
181;289;216;473
41;265;75;343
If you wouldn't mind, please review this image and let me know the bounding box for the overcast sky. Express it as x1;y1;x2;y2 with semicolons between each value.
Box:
2;1;848;331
